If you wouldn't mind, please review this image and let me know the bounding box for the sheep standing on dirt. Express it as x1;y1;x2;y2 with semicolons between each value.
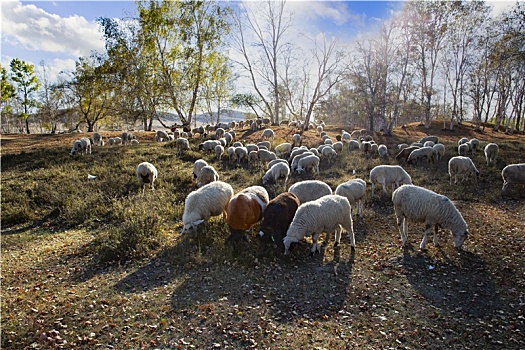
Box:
70;138;92;156
501;163;525;193
182;181;234;234
175;137;191;155
283;195;355;256
335;179;367;218
288;180;332;204
258;192;300;244
392;185;469;250
262;162;290;186
197;165;220;188
448;156;480;185
261;128;275;141
225;186;269;242
484;143;499;166
369;165;412;197
136;162;158;195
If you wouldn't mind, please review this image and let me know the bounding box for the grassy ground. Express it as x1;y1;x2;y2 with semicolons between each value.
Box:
1;121;525;349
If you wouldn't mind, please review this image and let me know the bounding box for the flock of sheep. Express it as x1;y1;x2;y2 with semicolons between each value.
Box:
69;121;525;256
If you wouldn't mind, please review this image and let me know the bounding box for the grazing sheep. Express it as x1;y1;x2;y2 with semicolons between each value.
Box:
275;142;293;158
136;162;158;195
245;144;259;153
432;143;445;161
257;141;271;150
288;180;332;204
484;143;499;166
448;156;480;185
324;138;333;145
262;162;290;186
121;132;136;145
468;138;480;155
235;147;248;164
283;195;355;256
227;146;236;163
261;128;275;141
175;137;191;155
292;133;302;147
233;141;243;148
215;128;225;139
257;149;277;164
297;154;320;175
335;178;367;218
458;137;469;145
91;132;104;146
407;147;435;165
369;165;412;197
223;132;233;146
193;159;208;179
130;139;139;146
258;192;300;244
155;130;169;142
290;152;314;173
288;147;310;163
361;141;372;159
333;141;344;153
182;181;234;234
350;130;361;139
215;144;224;160
501;163;525;193
378;144;388;158
392;185;469;250
398;143;409;150
226;186;270;242
321;146;337;164
267;158;289;170
341;130;351;142
395;146;420;164
70;138;92;156
199;140;221;153
348;139;360;151
316;125;323;136
423;141;435;148
458;143;469;156
197;165;220;187
108;137;122;146
420;136;439;144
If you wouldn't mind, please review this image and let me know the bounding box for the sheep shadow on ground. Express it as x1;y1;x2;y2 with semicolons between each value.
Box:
398;249;501;318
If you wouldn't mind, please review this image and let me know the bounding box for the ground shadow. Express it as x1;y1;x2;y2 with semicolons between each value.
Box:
400;249;501;317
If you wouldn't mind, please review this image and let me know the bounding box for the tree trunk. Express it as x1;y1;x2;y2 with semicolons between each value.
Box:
25;118;30;134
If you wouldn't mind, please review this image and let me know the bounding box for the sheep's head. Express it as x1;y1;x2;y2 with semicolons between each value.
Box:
182;219;204;234
453;230;469;250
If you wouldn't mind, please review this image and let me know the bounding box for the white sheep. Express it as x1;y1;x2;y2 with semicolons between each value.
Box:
283;195;355;256
420;136;439;144
155;130;169;142
290;151;314;173
333;141;344;153
257;149;277;164
335;179;366;218
121;132;136;145
392;185;469;250
227;146;236;163
234;146;248;164
321;146;337;164
248;150;259;166
458;143;469;156
215;127;225;139
484;143;499;166
262;162;290;186
245;144;259;153
317;125;323;136
268;158;289;170
288;180;332;204
348;140;360;151
175;137;191;155
275;142;293;158
407;146;435;165
297;154;320;175
501;163;525;193
448;156;480;185
257;141;271;150
378;144;388;158
432;143;445;161
458;137;469;145
197;165;219;187
261;128;275;141
292;133;302;147
369;165;412;197
130;139;139;146
108;137;122;146
341;130;352;142
192;159;208;179
288;147;310;163
182;181;234;234
70;138;92;156
91;132;104;146
215;144;224;160
423;141;435;148
136;162;158;195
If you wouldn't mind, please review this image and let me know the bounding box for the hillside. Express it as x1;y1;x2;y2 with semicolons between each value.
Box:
1;121;525;349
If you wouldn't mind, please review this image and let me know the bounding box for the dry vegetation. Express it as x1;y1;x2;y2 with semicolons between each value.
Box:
1;121;525;349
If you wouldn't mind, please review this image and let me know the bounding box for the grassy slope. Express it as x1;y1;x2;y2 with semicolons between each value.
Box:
1;121;525;349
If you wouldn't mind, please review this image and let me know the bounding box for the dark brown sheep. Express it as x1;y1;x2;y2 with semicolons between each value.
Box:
258;192;300;245
395;146;420;164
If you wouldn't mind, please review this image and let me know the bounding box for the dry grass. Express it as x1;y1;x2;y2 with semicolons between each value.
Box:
1;121;525;349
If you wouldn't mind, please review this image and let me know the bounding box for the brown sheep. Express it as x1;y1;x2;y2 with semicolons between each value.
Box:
258;192;300;245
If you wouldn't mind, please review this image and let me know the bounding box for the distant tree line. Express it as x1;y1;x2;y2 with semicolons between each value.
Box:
1;0;523;134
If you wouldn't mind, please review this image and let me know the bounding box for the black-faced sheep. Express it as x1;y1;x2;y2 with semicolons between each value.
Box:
283;195;355;256
448;156;480;185
136;162;158;195
182;181;234;234
369;165;412;197
225;186;269;242
258;192;300;244
392;185;469;250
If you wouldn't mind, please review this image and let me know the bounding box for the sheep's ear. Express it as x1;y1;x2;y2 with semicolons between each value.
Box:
193;219;205;226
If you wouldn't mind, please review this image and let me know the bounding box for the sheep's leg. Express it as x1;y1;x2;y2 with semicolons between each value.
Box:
310;233;320;256
420;224;432;250
346;223;356;251
396;213;408;246
381;181;388;194
334;226;342;247
433;224;440;247
371;183;375;197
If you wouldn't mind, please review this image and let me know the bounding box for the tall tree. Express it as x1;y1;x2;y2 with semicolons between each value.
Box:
1;64;15;114
9;58;40;134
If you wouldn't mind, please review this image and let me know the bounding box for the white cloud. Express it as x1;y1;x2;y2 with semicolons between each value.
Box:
1;0;104;58
487;1;515;16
